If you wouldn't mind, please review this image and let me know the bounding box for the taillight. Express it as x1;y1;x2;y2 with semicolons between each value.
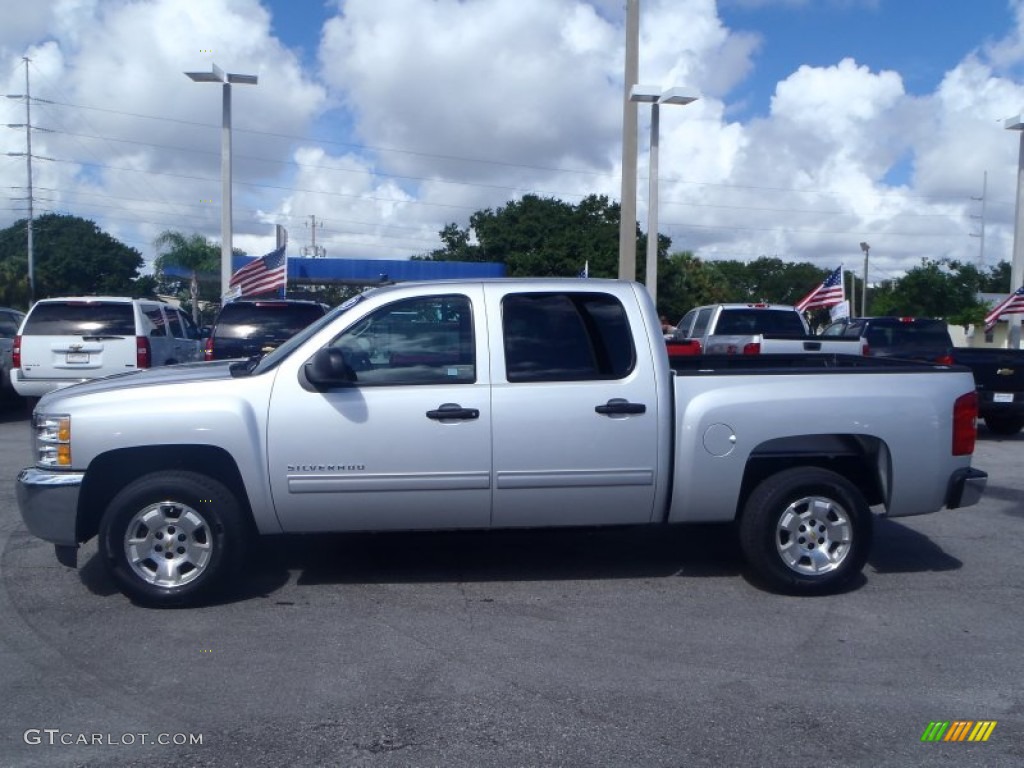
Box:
936;354;954;365
742;342;761;355
136;336;151;369
204;337;214;361
666;339;702;356
952;391;978;456
12;335;20;368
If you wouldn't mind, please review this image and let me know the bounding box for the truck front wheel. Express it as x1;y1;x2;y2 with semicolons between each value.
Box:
739;467;872;595
98;471;248;607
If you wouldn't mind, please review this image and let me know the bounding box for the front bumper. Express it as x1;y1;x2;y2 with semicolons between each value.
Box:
16;467;85;546
945;467;988;510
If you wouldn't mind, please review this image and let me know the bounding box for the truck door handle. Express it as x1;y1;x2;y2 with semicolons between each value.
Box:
595;399;646;416
426;403;480;420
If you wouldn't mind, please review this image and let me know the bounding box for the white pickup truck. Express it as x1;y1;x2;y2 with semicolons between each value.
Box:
17;279;986;606
671;302;865;355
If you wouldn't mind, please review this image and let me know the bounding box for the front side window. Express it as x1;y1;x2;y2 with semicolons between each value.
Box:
328;294;475;386
675;309;696;338
502;292;635;382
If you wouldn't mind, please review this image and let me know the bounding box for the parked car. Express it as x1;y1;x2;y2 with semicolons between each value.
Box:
204;299;329;361
11;297;203;399
822;316;1024;435
820;316;954;363
0;307;26;400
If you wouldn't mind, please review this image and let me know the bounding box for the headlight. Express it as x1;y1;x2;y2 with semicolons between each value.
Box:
33;413;72;467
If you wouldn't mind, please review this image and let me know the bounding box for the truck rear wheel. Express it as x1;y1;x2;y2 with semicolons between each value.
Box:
984;414;1024;436
739;467;872;595
98;471;248;607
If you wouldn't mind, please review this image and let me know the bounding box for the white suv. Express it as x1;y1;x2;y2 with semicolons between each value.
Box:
12;297;203;398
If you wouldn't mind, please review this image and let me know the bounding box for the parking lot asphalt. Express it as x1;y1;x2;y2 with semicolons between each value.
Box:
0;401;1022;767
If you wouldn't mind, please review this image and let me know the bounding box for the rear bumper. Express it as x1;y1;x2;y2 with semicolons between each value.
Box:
945;467;988;510
11;371;89;398
16;467;84;546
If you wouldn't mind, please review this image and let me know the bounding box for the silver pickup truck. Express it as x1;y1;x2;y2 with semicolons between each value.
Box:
17;279;986;606
673;302;865;355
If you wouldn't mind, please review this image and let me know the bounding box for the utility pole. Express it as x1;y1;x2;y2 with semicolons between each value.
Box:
5;58;37;302
970;171;987;268
302;215;326;258
618;0;640;281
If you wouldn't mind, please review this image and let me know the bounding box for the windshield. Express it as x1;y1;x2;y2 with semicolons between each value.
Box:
248;292;370;375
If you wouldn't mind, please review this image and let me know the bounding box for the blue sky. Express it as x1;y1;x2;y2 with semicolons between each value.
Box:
718;1;1017;112
3;0;1024;284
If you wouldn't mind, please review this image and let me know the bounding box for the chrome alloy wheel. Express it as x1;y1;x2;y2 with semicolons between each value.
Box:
123;501;213;588
775;495;853;576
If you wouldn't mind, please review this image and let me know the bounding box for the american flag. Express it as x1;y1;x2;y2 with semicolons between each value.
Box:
229;245;287;298
984;285;1024;332
795;266;845;312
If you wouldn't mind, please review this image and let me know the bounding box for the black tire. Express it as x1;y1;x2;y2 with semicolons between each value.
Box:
984;414;1024;436
98;470;248;607
739;467;872;595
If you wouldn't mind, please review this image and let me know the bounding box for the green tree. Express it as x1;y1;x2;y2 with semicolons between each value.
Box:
869;258;989;328
427;194;639;280
152;230;221;324
657;252;731;321
0;214;147;306
980;260;1012;293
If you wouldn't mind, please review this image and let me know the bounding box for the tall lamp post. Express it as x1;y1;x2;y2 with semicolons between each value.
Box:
630;85;698;307
859;241;870;317
185;63;258;299
1005;116;1024;349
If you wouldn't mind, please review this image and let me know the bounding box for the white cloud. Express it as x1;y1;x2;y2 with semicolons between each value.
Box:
2;0;1024;286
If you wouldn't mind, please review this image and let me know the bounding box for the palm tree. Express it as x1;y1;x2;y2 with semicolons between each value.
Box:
153;231;220;324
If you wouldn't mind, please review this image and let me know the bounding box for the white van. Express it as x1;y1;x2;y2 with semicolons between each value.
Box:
12;297;203;399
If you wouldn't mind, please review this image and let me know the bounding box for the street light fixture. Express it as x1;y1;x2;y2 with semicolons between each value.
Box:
185;63;258;299
630;85;698;307
1004;115;1024;349
859;241;870;318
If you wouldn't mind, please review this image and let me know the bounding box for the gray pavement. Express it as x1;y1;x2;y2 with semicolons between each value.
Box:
0;400;1022;767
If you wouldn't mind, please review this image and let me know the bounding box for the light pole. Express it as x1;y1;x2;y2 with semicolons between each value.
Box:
185;63;257;299
859;241;870;317
1005;116;1024;349
630;85;698;307
618;0;640;281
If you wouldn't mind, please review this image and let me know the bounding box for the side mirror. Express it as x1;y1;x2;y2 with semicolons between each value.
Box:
304;347;356;389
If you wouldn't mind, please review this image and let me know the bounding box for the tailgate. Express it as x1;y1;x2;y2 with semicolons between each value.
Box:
19;334;137;380
957;350;1024;402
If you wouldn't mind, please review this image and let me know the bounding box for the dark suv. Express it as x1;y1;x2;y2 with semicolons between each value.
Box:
205;299;328;361
820;316;954;363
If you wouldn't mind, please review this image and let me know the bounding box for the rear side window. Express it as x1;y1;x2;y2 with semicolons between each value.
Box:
215;303;325;341
142;306;168;336
22;302;135;336
502;292;635;382
692;308;714;339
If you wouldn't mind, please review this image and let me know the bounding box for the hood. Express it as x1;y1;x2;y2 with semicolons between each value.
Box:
39;360;239;406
